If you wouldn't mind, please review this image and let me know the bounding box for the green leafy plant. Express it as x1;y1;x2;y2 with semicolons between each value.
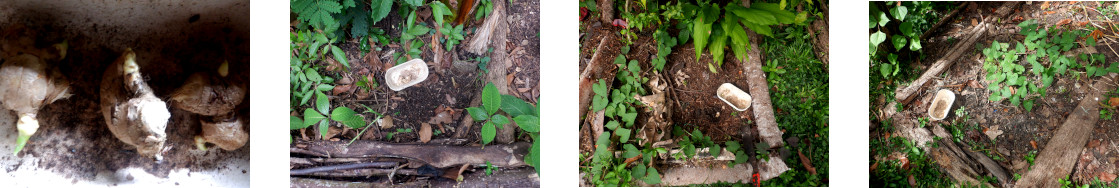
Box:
475;0;494;21
292;0;394;39
466;82;541;172
981;20;1119;112
439;23;465;50
870;2;924;79
691;2;805;73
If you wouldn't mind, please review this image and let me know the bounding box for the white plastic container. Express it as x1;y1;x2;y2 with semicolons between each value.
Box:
928;89;956;120
385;59;429;91
717;83;752;111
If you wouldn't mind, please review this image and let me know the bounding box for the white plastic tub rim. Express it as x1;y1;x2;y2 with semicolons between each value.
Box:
716;83;751;111
385;58;429;91
928;89;956;121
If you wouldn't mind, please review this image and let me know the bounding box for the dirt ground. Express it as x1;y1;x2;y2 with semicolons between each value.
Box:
884;1;1119;184
0;0;249;186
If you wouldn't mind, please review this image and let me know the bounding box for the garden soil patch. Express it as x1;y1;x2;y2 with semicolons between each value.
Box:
0;0;249;186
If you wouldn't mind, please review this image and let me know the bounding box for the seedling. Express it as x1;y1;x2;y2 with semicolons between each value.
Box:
101;49;171;159
1;40;70;155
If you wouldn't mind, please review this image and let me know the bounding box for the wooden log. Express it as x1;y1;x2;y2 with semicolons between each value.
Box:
659;156;788;186
890;116;989;186
807;3;829;66
578;34;619;120
291;141;530;168
597;0;613;24
740;30;782;149
1017;74;1118;188
465;0;505;55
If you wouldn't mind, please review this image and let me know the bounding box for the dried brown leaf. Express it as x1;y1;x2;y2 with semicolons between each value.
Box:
419;123;432;143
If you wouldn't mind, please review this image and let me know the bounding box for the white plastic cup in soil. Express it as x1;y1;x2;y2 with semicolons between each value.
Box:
717;83;752;111
929;89;956;120
385;59;429;91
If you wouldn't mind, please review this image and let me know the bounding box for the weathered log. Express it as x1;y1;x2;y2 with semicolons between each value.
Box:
465;0;505;55
291;141;530;168
740;30;782;149
659;156;788;186
1017;74;1118;188
597;0;613;24
578;34;619;120
290;162;400;176
807;3;829;66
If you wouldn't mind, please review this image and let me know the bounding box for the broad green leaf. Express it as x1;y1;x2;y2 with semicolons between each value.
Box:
501;94;535;117
1024;100;1034;112
644;167;662;185
514;115;539;132
899;21;914;37
593;80;607;96
632;163;647;180
740;19;772;37
731;151;747;165
683;144;696;158
693;16;711;61
482;82;501;115
331;106;367;129
407;25;431;36
316;91;330;115
291;116;306;130
870;31;887;47
430;1;449;25
527;140;540;172
319;119;329;139
892;35;907;51
616;128;631;143
605;121;619;130
490;114;509;126
306;68;323;82
710;29;728;66
710;145;722;157
481;121;496;145
891;6;908;22
730;8;777;26
621;112;638;126
725;18;750;61
909;37;922;51
330;45;349;68
592;95;608;111
370;0;393;23
728;141;743;153
877;10;889;27
303;108;326;127
466;107;488;121
623;144;640;158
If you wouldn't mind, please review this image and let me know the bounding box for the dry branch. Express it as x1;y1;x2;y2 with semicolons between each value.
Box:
1017;74;1119;188
291;141;530;168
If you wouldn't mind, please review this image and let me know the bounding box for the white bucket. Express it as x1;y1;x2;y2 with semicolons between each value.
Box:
717;83;752;111
928;89;956;120
385;59;429;91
